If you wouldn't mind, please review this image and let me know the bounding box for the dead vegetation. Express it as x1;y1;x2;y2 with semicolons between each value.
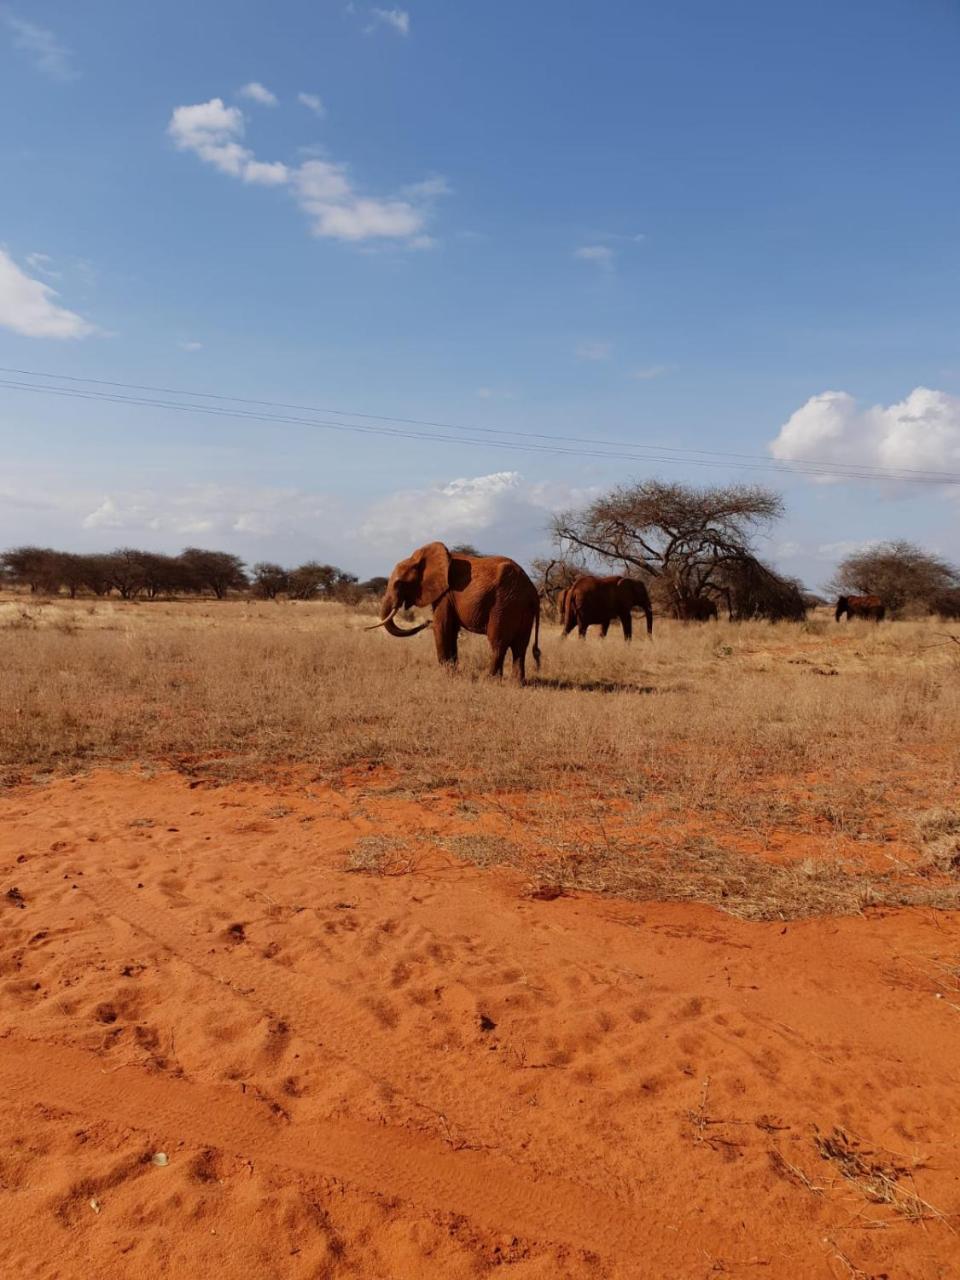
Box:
436;831;960;920
3;594;960;918
813;1127;951;1227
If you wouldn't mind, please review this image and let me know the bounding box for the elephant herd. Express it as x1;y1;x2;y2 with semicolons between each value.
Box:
369;542;886;683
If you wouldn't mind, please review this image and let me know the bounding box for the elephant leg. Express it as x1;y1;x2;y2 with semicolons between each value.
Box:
488;639;510;678
577;619;588;638
510;638;527;684
433;598;460;666
619;610;633;641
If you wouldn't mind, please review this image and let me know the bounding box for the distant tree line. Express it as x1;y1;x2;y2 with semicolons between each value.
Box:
0;546;387;603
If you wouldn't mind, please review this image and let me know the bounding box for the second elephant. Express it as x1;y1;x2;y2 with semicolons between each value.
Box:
562;575;653;640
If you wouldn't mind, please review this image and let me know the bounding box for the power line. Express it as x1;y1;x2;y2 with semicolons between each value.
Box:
2;366;959;488
4;363;955;483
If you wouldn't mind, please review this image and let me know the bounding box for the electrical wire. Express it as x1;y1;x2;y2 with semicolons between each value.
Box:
3;366;959;487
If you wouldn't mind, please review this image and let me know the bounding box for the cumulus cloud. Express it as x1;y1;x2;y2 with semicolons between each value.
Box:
0;248;96;338
297;91;326;117
167;98;289;185
73;475;551;554
358;471;597;553
239;81;278;106
293;159;425;241
3;12;74;79
168;97;447;244
370;8;410;36
574;245;614;270
576;340;611;362
1;470;596;576
770;388;960;489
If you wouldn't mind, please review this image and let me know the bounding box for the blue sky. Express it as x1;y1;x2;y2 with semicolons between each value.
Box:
2;0;959;583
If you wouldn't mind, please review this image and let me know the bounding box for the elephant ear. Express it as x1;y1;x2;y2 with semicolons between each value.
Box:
412;542;452;606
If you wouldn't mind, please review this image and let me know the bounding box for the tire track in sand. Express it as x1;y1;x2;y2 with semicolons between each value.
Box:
0;1036;645;1258
80;873;549;1151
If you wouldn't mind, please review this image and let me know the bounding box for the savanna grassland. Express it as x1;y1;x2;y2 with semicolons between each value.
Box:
2;593;960;1279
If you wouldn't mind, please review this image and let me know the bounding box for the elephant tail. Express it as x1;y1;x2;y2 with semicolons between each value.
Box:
532;600;542;670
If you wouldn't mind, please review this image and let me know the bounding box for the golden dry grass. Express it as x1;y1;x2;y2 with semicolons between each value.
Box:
3;591;960;918
3;592;959;787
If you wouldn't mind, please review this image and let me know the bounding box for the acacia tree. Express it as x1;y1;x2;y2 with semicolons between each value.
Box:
287;562;357;601
104;548;149;599
551;480;788;616
827;541;960;616
251;562;289;599
179;548;248;599
1;547;64;594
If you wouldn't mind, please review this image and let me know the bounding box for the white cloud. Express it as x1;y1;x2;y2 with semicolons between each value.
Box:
628;365;669;380
3;12;74;79
816;539;880;560
167;97;289;185
168;97;447;244
80;485;333;538
358;471;596;554
770;388;960;490
576;340;611;362
2;470;597;576
370;8;410;36
298;91;326;117
574;245;614;270
239;81;278;106
294;160;425;240
178;340;203;352
0;248;96;339
476;387;515;401
242;158;290;186
404;176;452;199
25;252;59;279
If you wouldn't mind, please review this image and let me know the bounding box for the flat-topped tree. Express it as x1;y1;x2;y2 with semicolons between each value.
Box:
552;480;786;617
827;540;960;617
179;548;248;599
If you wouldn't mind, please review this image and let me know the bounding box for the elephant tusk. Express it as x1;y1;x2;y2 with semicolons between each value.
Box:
365;607;400;631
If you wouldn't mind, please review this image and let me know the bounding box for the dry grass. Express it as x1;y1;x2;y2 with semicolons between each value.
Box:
3;593;960;918
3;596;959;799
438;831;960;919
813;1127;949;1226
3;596;959;786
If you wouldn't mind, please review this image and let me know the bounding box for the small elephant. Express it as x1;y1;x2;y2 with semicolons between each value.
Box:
835;594;885;622
562;574;653;640
370;542;541;681
680;596;719;622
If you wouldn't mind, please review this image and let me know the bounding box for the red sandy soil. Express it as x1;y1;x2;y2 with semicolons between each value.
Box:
1;770;959;1279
